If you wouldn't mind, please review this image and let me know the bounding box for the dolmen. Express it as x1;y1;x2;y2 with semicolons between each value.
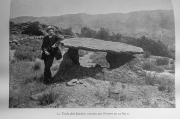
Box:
53;38;144;83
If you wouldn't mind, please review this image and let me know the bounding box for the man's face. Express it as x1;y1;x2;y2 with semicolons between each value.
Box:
48;29;54;36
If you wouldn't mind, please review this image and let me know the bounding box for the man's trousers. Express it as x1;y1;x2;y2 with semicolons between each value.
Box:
43;54;54;82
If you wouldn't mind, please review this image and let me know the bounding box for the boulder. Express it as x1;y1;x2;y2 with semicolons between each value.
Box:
61;38;143;55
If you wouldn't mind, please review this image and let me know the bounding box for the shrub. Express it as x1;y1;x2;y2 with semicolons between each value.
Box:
152;66;164;73
38;91;58;106
170;60;174;64
142;61;164;73
14;38;42;61
145;70;174;89
158;85;166;92
14;46;41;61
119;94;127;102
10;59;16;64
22;21;44;36
156;76;174;89
140;89;151;106
142;61;155;71
163;64;175;72
10;44;17;50
145;72;156;85
156;57;169;66
171;64;175;71
14;47;33;61
143;51;151;58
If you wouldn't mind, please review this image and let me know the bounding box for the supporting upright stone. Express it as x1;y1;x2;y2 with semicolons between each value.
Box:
106;52;135;69
53;51;73;82
67;48;80;65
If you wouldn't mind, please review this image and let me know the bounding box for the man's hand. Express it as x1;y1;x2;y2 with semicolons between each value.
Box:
45;51;50;55
52;44;58;48
60;42;64;46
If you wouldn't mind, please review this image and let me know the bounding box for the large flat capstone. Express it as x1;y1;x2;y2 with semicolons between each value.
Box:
61;38;143;54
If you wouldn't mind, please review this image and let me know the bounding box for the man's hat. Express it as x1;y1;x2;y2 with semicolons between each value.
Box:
46;26;55;32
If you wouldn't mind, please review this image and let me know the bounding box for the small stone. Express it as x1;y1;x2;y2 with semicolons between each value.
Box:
77;80;83;84
67;82;76;86
71;79;78;83
84;83;89;87
114;106;118;108
109;86;120;94
66;79;78;86
30;93;45;101
30;95;38;100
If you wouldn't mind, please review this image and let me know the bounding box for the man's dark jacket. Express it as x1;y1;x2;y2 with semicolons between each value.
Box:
41;35;62;60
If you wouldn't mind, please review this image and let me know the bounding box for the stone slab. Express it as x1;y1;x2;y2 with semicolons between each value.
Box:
61;38;143;54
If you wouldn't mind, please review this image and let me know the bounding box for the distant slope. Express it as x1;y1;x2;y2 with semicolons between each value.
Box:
11;10;175;49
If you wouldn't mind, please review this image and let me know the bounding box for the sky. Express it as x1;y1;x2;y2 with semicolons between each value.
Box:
10;0;173;18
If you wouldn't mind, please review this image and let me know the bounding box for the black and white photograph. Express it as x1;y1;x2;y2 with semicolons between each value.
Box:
8;0;176;109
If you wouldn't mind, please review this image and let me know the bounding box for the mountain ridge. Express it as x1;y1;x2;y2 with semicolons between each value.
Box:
11;9;175;49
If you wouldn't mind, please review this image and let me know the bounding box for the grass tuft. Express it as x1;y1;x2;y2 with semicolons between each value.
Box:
158;85;166;92
38;91;58;106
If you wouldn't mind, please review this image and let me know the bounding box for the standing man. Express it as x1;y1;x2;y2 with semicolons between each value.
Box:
41;26;62;84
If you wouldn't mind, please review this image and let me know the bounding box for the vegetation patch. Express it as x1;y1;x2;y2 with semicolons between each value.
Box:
145;71;174;93
145;72;156;86
142;61;155;71
142;61;164;73
14;38;42;61
38;91;59;106
156;57;169;66
152;66;164;73
143;51;151;58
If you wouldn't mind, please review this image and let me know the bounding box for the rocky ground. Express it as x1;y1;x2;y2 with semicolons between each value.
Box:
16;51;175;108
29;78;175;108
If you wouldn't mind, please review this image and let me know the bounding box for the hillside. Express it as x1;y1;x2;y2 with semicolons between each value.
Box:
9;30;175;108
11;10;175;49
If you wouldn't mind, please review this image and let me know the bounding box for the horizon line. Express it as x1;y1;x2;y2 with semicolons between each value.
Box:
10;8;173;19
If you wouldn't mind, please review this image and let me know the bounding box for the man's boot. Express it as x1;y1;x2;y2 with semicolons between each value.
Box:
43;69;51;85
